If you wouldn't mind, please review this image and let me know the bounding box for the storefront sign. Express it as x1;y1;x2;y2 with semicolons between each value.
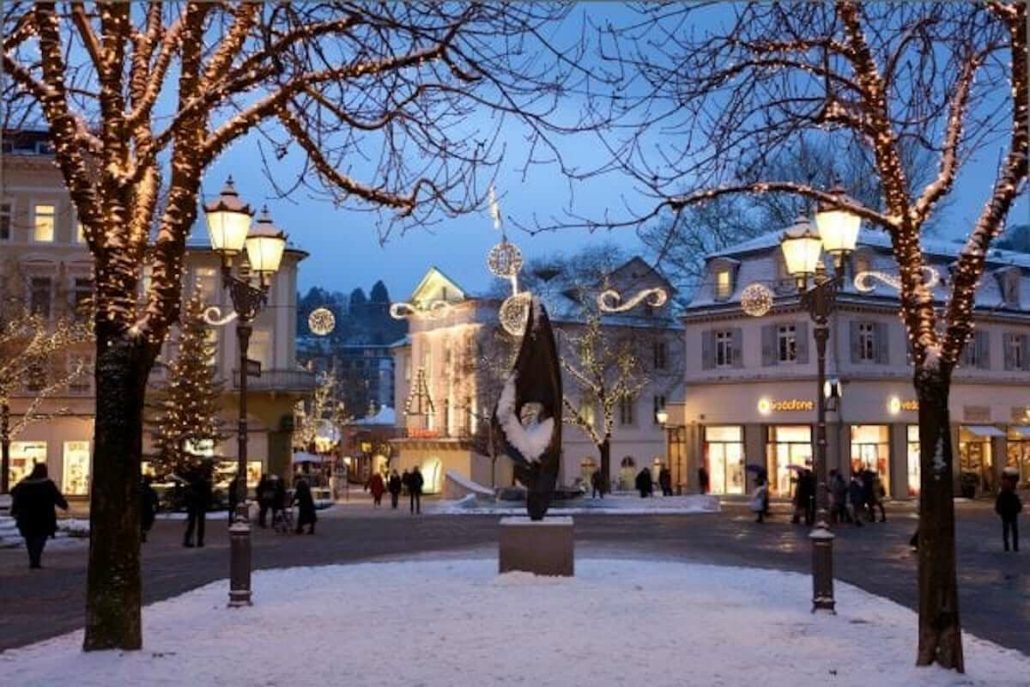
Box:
757;398;814;414
888;397;919;414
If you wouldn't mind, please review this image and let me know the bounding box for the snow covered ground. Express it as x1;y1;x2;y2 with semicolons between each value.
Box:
2;556;1026;686
429;493;721;515
0;516;90;550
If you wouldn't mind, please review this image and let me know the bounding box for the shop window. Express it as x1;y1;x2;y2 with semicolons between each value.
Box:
62;441;91;495
0;201;11;240
1003;332;1028;371
778;325;798;363
703;425;745;495
29;276;52;319
618;395;635;426
9;441;47;486
33;203;55;242
850;425;890;495
1006;427;1030;487
906;425;920;496
767;425;812;496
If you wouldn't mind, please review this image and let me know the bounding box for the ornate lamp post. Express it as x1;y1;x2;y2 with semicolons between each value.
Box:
780;185;859;613
204;178;287;608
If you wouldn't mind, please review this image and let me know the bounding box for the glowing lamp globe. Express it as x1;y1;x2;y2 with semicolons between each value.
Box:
204;177;253;256
655;409;669;426
245;206;287;276
815;184;860;259
780;217;823;281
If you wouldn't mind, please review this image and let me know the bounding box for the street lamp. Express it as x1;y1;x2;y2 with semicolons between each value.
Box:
204;177;287;608
780;187;859;614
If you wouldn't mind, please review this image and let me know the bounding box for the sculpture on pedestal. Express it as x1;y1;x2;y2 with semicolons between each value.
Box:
492;298;563;520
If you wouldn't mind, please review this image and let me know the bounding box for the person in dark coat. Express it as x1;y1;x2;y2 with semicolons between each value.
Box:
792;469;814;525
387;470;403;509
590;468;604;498
183;465;212;547
995;472;1022;552
847;474;865;527
271;475;287;527
409;466;424;514
658;465;673;496
697;465;710;494
293;478;317;534
367;472;386;507
862;468;886;522
635;468;653;498
751;476;769;523
256;474;274;528
141;476;159;543
829;470;849;524
10;463;68;569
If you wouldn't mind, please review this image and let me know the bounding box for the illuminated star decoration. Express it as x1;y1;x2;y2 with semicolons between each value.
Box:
596;287;668;313
486;186;532;336
740;283;775;317
307;307;336;336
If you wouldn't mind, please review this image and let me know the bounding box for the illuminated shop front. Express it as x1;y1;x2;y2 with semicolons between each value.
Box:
703;425;745;495
62;441;91;496
1007;426;1030;485
906;425;920;496
958;425;1003;496
766;425;812;496
850;425;890;494
9;441;46;485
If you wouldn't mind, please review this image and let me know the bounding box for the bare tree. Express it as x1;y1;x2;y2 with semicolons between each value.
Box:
2;2;594;650
574;1;1027;671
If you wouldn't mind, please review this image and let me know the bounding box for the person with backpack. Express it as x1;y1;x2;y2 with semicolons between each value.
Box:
10;464;69;569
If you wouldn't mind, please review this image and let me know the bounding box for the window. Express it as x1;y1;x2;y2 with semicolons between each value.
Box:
194;267;217;303
653;395;666;425
76;221;85;243
68;354;92;393
715;330;734;367
29;277;52;318
618;395;635;426
777;324;798;363
25;361;46;391
962;330;990;369
715;269;732;300
33;203;55;242
858;323;876;362
0;202;11;240
72;277;93;321
652;340;667;370
1005;333;1028;371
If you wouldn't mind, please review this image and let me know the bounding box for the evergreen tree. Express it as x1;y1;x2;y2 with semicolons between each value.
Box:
149;290;227;477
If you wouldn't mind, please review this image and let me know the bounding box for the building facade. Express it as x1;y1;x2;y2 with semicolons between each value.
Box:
2;130;313;497
668;228;1030;500
392;260;684;493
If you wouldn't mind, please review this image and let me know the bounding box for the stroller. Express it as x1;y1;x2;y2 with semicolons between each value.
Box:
271;505;294;534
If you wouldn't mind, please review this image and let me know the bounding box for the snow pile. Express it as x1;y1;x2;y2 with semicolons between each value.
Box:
3;558;1027;686
431;493;721;515
495;373;554;463
0;516;90;549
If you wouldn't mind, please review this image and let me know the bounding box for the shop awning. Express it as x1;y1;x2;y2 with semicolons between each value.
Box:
1008;426;1030;439
963;425;1005;438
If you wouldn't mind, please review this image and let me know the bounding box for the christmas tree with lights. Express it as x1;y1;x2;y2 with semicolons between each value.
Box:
149;289;227;477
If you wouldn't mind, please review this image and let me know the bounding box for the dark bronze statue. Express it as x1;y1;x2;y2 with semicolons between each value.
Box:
492;298;563;520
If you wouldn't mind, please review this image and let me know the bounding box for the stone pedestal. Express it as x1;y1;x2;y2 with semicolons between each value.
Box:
498;516;574;577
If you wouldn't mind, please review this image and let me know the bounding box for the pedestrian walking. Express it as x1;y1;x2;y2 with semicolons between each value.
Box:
183;465;212;547
409;466;424;514
591;468;605;499
792;468;815;526
995;470;1022;552
141;476;159;543
256;474;274;528
697;465;710;494
847;474;865;527
750;477;769;523
635;467;653;498
388;470;402;509
867;469;887;522
293;478;317;534
829;470;849;525
658;465;673;496
271;475;287;527
10;464;69;569
367;472;386;507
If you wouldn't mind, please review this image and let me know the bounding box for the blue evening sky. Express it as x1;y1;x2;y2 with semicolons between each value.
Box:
199;4;1026;302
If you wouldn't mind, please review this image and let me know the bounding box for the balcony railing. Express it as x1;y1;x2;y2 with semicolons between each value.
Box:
232;368;316;393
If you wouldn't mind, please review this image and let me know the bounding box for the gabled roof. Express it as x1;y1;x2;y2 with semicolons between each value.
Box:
409;266;467;307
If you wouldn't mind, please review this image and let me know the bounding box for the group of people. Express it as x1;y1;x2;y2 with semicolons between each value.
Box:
366;467;424;513
255;473;317;535
632;465;674;498
829;467;887;527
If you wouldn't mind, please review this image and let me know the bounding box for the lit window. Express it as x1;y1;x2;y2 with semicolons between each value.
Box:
778;325;798;363
76;221;85;243
715;330;734;367
715;269;732;300
33;204;55;242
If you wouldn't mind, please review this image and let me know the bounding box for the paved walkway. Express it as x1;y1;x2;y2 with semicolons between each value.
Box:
0;500;1025;656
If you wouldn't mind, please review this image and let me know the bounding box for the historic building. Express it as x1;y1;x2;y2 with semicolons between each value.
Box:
392;260;684;494
665;227;1030;500
1;129;313;497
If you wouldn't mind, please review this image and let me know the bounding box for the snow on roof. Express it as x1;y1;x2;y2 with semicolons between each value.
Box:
354;406;396;426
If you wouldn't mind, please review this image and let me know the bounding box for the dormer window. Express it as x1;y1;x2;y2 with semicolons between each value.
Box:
710;258;739;301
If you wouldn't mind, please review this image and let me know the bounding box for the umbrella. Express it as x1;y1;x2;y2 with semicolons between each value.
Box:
785;464;807;473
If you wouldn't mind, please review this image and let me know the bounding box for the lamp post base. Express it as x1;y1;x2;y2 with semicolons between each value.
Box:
228;502;253;608
810;525;836;613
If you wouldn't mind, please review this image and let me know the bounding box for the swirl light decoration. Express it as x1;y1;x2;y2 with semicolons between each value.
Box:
202;305;238;327
855;266;940;293
740;283;775;317
389;300;455;321
307;307;336;336
596;287;668;313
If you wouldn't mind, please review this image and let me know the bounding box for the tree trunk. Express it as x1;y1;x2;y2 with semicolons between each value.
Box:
83;332;155;651
599;437;611;493
914;364;964;672
1;402;10;494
